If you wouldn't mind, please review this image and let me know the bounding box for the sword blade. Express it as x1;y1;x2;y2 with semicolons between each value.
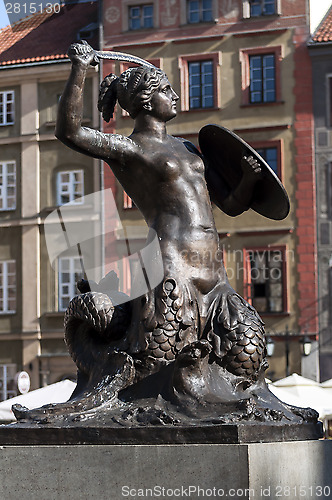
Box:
93;50;156;68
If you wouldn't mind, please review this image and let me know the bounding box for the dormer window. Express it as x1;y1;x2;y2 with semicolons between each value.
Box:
77;23;98;41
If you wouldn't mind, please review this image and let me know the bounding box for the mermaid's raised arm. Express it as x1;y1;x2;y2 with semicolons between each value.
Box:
55;41;136;161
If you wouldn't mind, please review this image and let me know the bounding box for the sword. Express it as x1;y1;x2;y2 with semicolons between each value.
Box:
92;50;156;69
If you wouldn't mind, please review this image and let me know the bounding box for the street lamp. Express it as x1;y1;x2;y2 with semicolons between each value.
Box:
265;327;313;376
266;336;275;357
299;335;312;357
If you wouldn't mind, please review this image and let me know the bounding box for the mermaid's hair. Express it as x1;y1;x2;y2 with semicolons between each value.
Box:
98;66;166;121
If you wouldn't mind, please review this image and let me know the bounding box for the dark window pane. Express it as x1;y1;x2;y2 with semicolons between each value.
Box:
256;147;278;176
250;0;275;17
265;90;276;102
202;0;213;21
250;0;262;16
264;0;276;15
143;5;153;27
129;4;153;30
188;0;212;23
248;249;284;313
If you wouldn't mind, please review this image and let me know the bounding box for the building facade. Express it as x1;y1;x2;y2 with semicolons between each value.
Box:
309;5;332;381
0;2;100;399
101;0;319;380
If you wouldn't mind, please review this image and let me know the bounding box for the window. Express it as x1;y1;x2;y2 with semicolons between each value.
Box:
57;170;84;205
58;256;84;311
187;0;213;23
249;54;276;103
250;140;282;178
243;0;280;18
239;46;282;105
129;4;153;29
0;364;17;400
0;91;14;126
256;147;278;175
244;247;286;314
250;0;276;16
0;161;16;210
0;260;16;314
188;61;214;109
179;53;221;111
77;22;98;40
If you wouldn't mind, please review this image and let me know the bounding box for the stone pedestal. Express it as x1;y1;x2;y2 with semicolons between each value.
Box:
0;440;331;500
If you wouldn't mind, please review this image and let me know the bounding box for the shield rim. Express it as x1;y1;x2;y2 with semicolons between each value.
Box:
199;124;290;221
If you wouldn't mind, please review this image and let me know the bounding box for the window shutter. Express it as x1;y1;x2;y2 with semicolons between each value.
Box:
276;0;282;15
242;0;250;18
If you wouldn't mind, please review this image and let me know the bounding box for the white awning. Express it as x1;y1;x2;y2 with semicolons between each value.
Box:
0;379;76;421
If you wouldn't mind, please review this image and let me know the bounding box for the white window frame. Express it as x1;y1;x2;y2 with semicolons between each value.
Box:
0;90;15;126
57;170;84;206
0;260;16;314
242;0;281;18
58;256;83;312
0;161;16;211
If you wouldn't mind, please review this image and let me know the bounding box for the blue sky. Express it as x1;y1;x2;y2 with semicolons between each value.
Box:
0;2;9;29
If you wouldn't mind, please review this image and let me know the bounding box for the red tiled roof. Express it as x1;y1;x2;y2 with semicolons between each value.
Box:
0;2;98;66
311;5;332;43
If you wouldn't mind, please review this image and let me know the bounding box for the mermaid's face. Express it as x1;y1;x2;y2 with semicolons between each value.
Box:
146;78;179;121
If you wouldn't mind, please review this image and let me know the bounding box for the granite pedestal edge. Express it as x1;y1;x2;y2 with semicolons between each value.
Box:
0;440;331;500
0;420;324;445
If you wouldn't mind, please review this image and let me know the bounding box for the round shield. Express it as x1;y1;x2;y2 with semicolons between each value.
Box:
199;124;290;220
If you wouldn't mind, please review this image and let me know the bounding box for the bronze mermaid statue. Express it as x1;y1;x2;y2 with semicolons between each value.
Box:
12;41;318;428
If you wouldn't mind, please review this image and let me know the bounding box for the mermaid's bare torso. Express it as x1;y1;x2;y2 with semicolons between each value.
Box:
107;134;226;295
